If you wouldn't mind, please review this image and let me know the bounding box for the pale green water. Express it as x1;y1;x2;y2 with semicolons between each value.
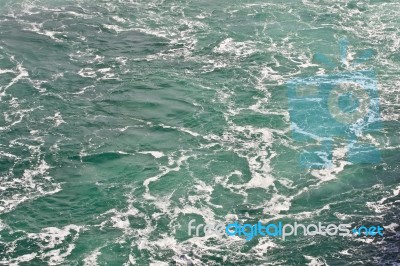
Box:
0;1;399;265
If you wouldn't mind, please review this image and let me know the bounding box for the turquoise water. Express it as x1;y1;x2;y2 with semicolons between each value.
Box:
0;0;399;265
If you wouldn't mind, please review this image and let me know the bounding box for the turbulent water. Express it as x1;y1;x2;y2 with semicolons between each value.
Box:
0;0;399;265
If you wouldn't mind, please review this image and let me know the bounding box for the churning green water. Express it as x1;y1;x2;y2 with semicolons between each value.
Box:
0;0;399;265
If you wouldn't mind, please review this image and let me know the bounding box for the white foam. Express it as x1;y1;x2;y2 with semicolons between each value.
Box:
366;201;389;213
111;16;129;23
304;255;326;266
0;158;61;214
71;85;95;95
44;112;66;127
27;224;82;249
149;261;168;266
83;249;102;266
384;223;399;233
262;194;292;216
138;151;165;158
0;69;15;74
0;59;29;99
213;38;258;57
339;249;351;256
2;253;37;265
311;146;350;182
103;24;127;33
18;225;84;265
98;207;140;233
78;68;97;78
393;185;400;196
143;152;191;199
